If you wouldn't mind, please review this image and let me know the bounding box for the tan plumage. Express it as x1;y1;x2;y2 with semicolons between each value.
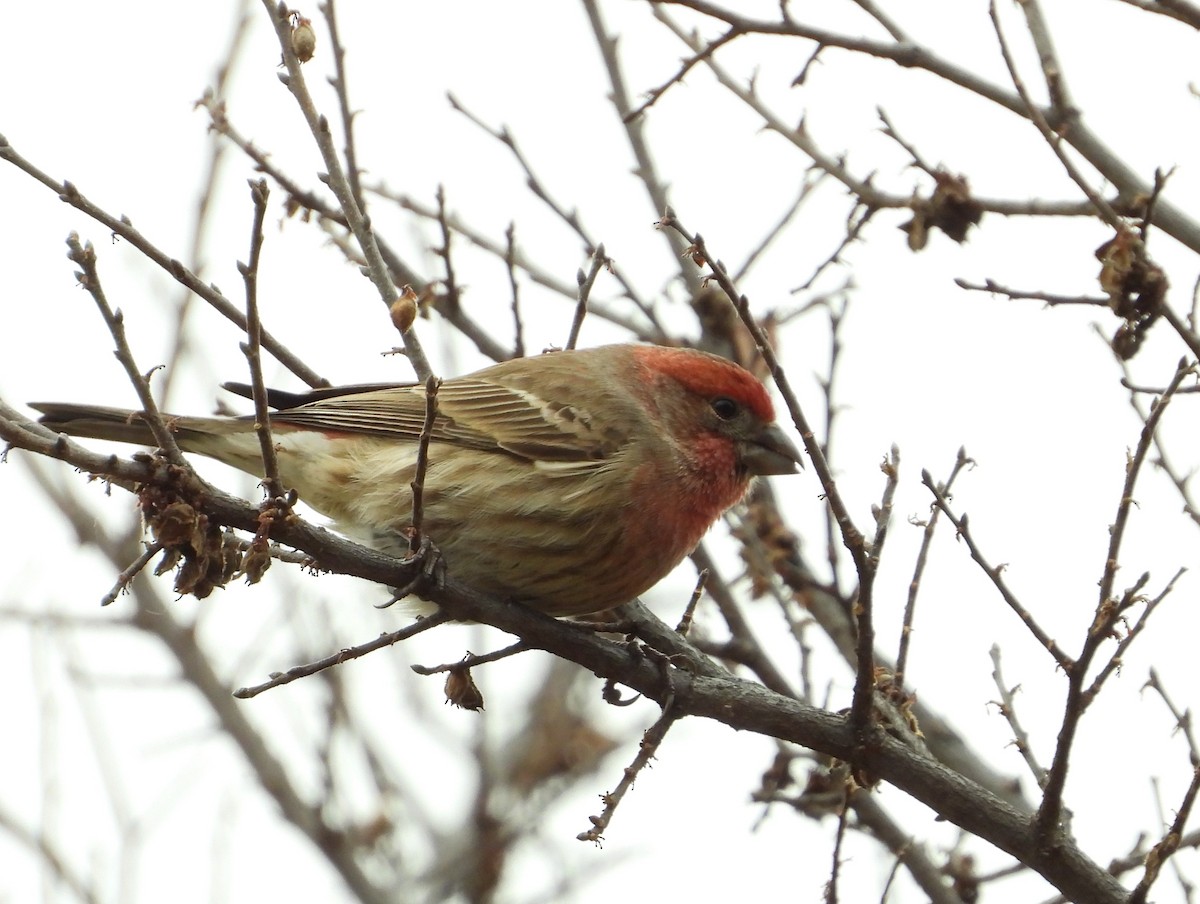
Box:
32;344;802;615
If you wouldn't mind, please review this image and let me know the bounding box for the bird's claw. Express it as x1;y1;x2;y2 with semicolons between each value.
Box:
377;535;446;608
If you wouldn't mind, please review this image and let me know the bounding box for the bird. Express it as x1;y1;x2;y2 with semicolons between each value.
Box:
31;343;802;616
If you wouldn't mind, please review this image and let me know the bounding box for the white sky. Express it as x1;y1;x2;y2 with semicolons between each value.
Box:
3;2;1200;902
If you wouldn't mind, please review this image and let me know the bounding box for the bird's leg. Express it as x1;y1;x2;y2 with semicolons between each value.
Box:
378;534;446;608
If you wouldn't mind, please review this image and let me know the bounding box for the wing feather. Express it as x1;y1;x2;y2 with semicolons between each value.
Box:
265;371;631;463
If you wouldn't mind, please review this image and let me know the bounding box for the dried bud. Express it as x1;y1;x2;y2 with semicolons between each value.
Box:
682;243;707;267
903;209;929;251
151;547;179;579
1097;230;1141;301
291;17;316;62
174;555;206;597
239;536;272;585
1096;228;1168;359
1111;322;1142;360
444;666;484;711
152;500;203;550
901;171;982;250
390;287;419;334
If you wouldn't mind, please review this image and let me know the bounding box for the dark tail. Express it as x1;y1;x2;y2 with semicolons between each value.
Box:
31;403;177;446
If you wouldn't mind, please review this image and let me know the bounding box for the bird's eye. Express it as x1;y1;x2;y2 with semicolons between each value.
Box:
710;397;740;420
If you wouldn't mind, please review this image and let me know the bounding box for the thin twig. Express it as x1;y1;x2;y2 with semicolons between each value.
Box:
818;299;848;591
649;1;1200;252
505;222;525;358
1113;0;1200;25
896;447;972;686
1099;359;1192;629
623;25;744;122
100;542;165;607
850;446;899;736
849;0;910;41
64;235;187;465
581;0;704;298
1129;765;1200;904
0;137;326;389
1145;668;1200;766
690;543;798;697
825;783;852;904
1114;341;1200;527
734;170;828;285
1158;304;1200;366
233;610;453;698
373;185;658;340
411;641;531;675
433;184;463;319
1121;379;1200;395
1139;167;1175;246
1038;362;1192;841
448;92;660;328
409;376;442;551
160;0;253;404
320;0;365;211
1015;0;1075;114
989;645;1048;789
955;278;1109;307
238;178;284;496
870;446;900;569
261;0;432;379
1085;568;1186;700
577;693;680;844
790;203;876;296
877;108;940;178
675;569;708;637
989;0;1122;229
567;244;609;349
0;802;102;904
921;469;1072;670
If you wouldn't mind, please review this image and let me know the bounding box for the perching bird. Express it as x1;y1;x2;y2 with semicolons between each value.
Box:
32;344;802;616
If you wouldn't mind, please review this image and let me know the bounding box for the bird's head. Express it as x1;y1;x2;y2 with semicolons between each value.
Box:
632;345;804;479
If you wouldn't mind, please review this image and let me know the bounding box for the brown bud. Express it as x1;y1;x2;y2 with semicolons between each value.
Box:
239;537;272;585
291;17;316;62
444;666;484;711
152;501;203;550
390;286;419;334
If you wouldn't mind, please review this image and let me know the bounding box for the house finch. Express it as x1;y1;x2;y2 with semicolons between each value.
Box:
32;344;802;616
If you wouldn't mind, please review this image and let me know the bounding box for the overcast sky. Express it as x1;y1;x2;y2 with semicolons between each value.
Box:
3;3;1200;902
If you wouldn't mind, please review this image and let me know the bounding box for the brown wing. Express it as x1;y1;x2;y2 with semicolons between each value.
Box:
261;373;630;463
436;377;628;461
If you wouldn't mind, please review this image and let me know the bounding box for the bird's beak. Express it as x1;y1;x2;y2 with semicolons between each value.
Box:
740;423;804;475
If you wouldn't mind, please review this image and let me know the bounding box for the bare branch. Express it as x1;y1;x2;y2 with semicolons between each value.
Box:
1038;358;1194;841
577;694;680;845
0;136;327;389
567;244;610;350
989;0;1121;229
921;469;1072;670
234;611;453;698
237;178;285;497
64;234;186;465
260;0;431;379
990;644;1048;789
896;447;972;687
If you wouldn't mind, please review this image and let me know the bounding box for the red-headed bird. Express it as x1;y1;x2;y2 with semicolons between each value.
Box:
33;344;802;615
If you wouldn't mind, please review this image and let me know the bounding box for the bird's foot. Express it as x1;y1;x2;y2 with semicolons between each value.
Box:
377;535;446;609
